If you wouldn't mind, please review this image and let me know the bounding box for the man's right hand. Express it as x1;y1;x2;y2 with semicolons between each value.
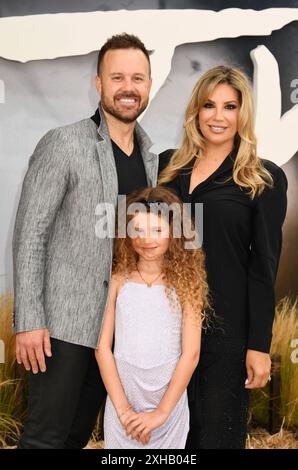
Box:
16;328;52;374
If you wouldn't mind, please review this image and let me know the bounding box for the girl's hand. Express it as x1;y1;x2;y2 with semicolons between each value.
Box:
124;409;169;445
119;407;138;428
117;406;151;445
245;349;271;389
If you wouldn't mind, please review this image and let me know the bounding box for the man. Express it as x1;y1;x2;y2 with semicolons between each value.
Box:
13;33;158;449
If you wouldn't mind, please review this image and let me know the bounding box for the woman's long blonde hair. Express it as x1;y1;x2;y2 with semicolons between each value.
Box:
113;186;210;325
158;65;273;198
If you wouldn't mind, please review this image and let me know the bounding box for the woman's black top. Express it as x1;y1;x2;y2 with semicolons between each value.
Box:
159;149;288;353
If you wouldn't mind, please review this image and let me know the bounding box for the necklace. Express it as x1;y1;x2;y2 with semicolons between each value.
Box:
136;264;163;288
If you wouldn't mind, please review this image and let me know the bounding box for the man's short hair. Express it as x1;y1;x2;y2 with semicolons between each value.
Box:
97;33;152;75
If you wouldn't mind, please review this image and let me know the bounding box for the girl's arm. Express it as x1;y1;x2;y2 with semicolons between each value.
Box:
95;275;131;420
157;303;201;417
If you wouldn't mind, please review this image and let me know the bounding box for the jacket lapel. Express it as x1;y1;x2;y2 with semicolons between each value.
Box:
95;105;159;207
95;107;119;207
134;121;158;187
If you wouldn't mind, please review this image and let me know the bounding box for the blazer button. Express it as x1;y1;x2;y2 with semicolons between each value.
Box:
103;280;109;288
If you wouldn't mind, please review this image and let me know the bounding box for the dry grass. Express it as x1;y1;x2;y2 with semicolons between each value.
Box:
0;293;15;369
271;297;298;426
246;426;298;449
85;427;298;449
0;292;27;447
85;440;104;449
250;297;298;428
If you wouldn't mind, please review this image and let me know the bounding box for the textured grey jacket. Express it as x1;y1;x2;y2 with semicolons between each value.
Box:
12;106;159;348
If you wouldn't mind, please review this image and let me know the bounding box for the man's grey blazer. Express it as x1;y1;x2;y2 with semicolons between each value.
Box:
12;106;159;348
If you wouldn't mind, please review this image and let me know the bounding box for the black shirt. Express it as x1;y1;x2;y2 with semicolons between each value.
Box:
159;149;288;353
91;109;148;195
111;136;147;196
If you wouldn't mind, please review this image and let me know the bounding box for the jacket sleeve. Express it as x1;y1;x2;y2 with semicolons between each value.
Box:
247;166;288;352
12;128;70;333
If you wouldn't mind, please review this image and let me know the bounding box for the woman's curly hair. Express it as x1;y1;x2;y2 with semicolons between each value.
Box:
112;186;211;326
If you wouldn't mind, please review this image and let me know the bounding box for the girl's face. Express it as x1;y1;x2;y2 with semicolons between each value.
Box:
198;83;240;148
130;211;170;262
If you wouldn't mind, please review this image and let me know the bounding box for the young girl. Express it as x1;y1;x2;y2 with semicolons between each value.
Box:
95;186;209;449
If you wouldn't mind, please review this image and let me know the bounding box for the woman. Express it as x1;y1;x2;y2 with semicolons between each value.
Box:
158;65;288;449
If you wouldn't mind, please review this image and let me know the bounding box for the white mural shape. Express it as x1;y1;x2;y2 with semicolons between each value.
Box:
0;9;297;96
0;8;297;166
252;46;298;166
0;8;297;290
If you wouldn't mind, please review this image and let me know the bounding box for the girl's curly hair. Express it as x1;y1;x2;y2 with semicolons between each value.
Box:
112;186;211;326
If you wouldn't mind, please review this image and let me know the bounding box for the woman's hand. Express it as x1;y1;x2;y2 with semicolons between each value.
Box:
124;409;169;445
245;349;271;389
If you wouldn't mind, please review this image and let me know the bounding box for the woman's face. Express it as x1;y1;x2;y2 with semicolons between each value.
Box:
129;211;170;262
198;83;240;148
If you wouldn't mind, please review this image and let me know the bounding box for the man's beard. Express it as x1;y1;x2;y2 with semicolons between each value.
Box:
100;92;148;124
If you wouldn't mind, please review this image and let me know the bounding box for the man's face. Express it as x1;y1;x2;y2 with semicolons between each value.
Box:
96;48;152;123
